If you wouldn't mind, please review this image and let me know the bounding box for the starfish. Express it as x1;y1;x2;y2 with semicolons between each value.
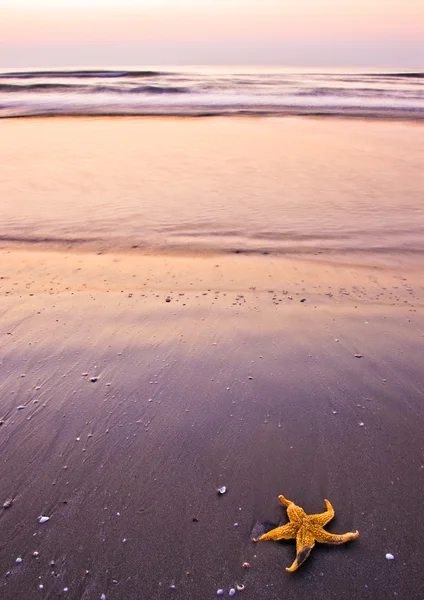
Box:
254;494;359;572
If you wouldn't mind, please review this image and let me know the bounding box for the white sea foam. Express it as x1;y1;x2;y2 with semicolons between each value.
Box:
0;67;423;118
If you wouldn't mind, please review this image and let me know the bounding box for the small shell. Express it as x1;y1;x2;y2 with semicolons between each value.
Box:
39;516;50;524
216;591;224;597
386;553;395;560
2;498;13;509
16;557;23;564
217;486;227;495
242;562;250;569
237;584;245;591
229;590;236;597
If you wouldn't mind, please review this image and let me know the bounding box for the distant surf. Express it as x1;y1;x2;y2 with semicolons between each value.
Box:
0;67;423;119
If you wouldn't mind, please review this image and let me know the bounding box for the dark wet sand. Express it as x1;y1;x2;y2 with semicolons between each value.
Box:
1;249;424;600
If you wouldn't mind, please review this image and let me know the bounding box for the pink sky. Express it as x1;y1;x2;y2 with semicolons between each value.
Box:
1;0;424;67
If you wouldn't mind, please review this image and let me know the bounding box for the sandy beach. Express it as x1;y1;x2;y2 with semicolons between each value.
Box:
1;117;424;599
0;246;424;600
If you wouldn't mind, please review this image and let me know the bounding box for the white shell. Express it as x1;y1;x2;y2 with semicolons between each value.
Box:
39;516;50;524
229;590;236;597
386;553;395;560
15;557;23;564
217;486;227;495
216;591;224;597
237;584;245;591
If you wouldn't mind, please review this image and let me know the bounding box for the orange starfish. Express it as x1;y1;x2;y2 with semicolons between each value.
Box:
254;494;359;572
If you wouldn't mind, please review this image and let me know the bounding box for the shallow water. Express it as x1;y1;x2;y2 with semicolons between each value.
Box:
1;117;423;264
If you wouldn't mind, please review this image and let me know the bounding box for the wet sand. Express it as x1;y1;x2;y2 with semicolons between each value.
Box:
1;248;424;599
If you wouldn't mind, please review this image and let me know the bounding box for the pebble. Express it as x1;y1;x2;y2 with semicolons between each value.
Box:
386;553;395;560
217;486;227;495
242;562;250;568
359;422;365;427
3;498;13;509
16;557;23;564
354;354;363;359
32;551;39;557
90;377;98;383
217;590;224;597
100;595;107;600
229;589;236;597
39;516;50;524
17;405;25;410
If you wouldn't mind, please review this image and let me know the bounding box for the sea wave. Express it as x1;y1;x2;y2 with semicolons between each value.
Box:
0;68;423;119
0;69;164;79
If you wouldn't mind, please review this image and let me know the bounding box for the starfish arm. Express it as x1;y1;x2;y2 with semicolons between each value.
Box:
309;499;335;527
286;528;316;572
278;494;292;507
255;522;298;542
314;528;359;545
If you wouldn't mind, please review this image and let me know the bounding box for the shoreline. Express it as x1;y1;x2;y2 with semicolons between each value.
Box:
2;110;424;121
1;246;423;300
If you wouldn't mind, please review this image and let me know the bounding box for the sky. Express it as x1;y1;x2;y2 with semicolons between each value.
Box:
1;0;424;68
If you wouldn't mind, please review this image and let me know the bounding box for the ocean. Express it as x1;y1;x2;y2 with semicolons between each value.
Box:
0;66;423;119
1;114;423;265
